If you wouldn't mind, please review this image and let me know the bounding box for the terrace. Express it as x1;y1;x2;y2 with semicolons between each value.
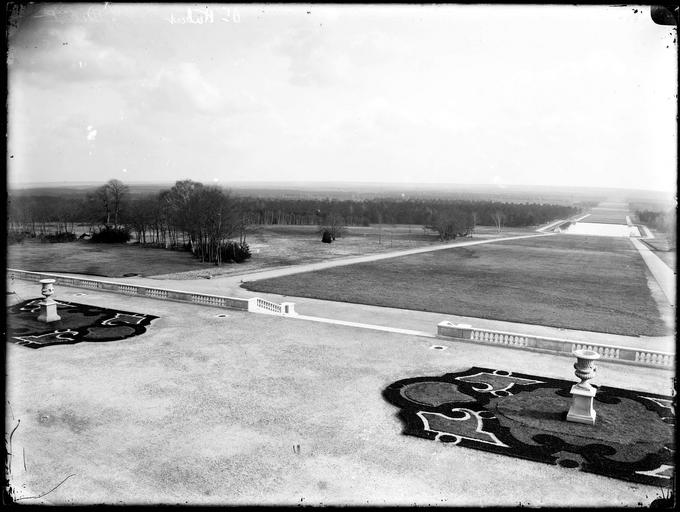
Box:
5;278;675;506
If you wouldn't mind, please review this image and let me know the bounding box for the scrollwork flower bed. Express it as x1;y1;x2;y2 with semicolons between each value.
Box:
7;299;158;349
383;367;674;487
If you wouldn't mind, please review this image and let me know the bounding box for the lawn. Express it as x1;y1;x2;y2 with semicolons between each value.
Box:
7;240;214;278
586;207;631;224
7;225;534;279
243;234;670;336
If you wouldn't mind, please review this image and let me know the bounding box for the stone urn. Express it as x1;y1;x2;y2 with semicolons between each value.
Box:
567;349;601;425
37;279;61;323
572;349;600;390
40;279;55;298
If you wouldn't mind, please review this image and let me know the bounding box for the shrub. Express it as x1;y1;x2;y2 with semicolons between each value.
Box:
219;241;251;263
41;231;77;243
90;226;131;243
7;231;27;244
235;241;251;262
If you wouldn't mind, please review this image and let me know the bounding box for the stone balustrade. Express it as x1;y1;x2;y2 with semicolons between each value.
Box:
438;321;674;370
7;268;297;315
253;297;297;316
256;297;282;314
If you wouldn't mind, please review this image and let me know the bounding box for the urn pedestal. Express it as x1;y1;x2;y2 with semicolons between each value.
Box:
567;385;597;424
567;349;600;425
37;279;61;323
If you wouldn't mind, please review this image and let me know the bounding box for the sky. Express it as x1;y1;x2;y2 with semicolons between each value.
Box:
6;4;678;192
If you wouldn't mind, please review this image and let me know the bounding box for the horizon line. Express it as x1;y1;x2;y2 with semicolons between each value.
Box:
6;180;676;195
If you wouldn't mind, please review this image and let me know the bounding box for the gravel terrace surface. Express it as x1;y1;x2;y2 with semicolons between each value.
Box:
5;281;674;506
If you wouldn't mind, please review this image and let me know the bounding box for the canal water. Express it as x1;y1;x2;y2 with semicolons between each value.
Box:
561;222;640;237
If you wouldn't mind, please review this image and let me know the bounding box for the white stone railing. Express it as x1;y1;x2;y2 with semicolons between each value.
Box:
253;297;297;316
438;321;674;369
256;297;282;314
7;268;295;316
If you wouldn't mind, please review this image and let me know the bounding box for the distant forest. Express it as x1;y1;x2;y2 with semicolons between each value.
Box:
235;197;579;229
3;178;593;265
8;180;580;238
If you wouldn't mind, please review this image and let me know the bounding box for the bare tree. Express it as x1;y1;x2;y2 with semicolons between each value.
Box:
317;212;347;242
425;207;472;241
106;179;129;228
492;211;505;233
93;185;111;226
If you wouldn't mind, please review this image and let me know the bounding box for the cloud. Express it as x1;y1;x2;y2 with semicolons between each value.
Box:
275;27;352;87
9;24;138;84
173;63;224;111
139;62;265;116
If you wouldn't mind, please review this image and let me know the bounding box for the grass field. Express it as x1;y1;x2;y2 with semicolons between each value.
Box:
7;240;215;278
586;207;631;224
243;234;670;337
7;225;534;279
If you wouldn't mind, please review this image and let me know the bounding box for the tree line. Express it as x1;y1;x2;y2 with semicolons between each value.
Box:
8;179;580;248
234;197;579;239
8;179;250;264
634;208;677;246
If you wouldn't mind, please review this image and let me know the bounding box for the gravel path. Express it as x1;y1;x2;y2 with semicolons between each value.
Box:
630;237;676;306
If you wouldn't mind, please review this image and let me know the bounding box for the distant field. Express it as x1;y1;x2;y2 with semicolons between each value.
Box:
243;234;669;336
7;225;535;279
585;208;631;225
7;240;214;278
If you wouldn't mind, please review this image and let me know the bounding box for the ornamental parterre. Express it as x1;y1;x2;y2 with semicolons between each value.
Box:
7;299;158;349
383;367;675;487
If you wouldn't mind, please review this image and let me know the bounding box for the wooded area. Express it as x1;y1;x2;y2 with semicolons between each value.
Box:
8;178;581;252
